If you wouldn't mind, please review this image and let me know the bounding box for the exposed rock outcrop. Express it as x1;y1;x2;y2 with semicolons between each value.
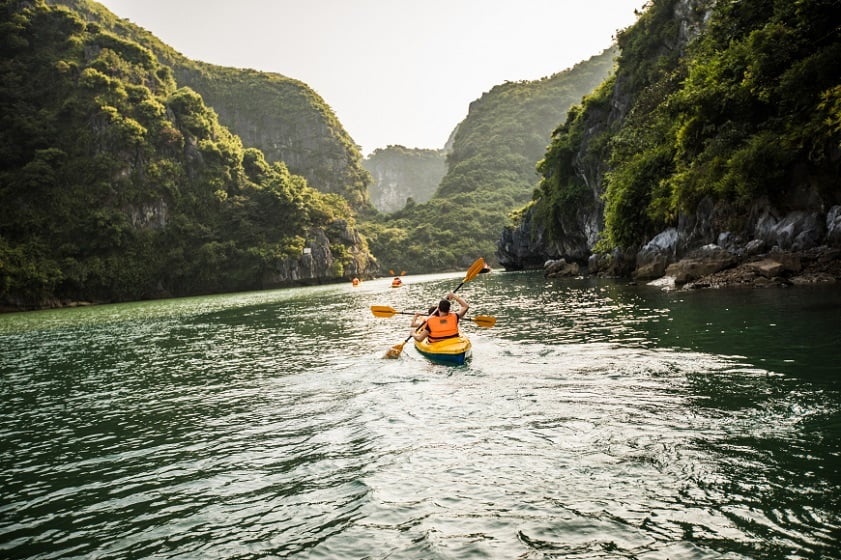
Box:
498;202;595;270
662;244;737;285
632;202;841;289
544;259;580;278
497;205;556;270
263;226;378;287
673;246;840;290
533;214;841;294
633;228;680;280
127;200;168;229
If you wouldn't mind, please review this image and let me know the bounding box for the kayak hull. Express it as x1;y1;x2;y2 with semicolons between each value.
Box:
414;336;472;365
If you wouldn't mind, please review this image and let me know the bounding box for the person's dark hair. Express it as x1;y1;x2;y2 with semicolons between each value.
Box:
438;299;451;313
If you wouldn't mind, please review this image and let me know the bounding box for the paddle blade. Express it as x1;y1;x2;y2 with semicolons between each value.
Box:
463;257;486;283
472;315;497;328
384;340;406;358
371;305;398;318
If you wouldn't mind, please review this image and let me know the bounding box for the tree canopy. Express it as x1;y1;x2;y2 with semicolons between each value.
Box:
0;0;369;308
531;0;841;253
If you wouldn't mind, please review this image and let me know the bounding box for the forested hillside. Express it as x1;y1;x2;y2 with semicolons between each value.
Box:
0;0;375;309
362;48;619;272
170;64;372;210
49;0;373;209
503;0;841;276
17;0;837;309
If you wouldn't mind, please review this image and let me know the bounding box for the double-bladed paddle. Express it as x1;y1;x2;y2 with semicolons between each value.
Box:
384;257;486;359
371;305;497;328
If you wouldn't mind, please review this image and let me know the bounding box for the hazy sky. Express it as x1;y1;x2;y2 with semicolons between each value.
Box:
96;0;644;156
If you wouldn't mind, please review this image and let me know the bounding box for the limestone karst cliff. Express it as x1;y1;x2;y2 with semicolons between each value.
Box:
499;0;841;286
50;0;372;210
2;0;378;310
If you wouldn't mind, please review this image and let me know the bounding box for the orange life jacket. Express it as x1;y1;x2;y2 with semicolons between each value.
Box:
426;312;459;342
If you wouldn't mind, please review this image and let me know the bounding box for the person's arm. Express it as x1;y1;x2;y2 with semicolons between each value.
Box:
448;293;469;318
410;325;429;341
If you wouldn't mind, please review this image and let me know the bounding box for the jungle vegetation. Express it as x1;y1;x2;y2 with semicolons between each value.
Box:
362;48;619;272
532;0;841;253
0;0;366;307
51;0;373;209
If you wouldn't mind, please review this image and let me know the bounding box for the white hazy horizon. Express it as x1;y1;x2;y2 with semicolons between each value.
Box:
96;0;644;156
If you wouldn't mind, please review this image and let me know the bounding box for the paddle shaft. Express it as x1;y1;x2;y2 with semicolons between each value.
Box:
371;306;494;327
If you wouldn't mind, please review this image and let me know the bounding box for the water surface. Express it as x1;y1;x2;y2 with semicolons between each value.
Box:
2;271;839;559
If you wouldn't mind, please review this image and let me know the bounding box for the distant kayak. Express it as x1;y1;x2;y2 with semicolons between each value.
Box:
391;277;403;288
414;335;472;365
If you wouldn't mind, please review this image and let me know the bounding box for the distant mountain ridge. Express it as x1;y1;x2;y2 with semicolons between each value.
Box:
362;47;620;271
363;146;447;213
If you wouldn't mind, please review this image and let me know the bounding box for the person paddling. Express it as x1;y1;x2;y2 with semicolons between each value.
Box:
410;292;469;343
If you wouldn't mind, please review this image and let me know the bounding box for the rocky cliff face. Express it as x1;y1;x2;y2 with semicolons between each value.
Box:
627;195;841;286
499;0;841;286
174;65;372;209
498;0;710;271
263;224;377;287
497;201;597;271
363;146;447;213
54;0;372;209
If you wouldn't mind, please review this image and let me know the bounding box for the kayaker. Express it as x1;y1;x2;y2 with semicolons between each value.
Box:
410;293;469;343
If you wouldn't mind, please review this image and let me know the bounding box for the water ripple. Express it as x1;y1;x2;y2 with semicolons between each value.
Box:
1;275;840;559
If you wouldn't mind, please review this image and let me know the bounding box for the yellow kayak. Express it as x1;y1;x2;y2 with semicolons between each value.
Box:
414;336;472;365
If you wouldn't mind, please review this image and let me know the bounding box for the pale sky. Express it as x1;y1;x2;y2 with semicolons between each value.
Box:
96;0;644;156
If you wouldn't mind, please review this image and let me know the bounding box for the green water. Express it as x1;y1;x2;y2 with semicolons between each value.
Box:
1;271;839;559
